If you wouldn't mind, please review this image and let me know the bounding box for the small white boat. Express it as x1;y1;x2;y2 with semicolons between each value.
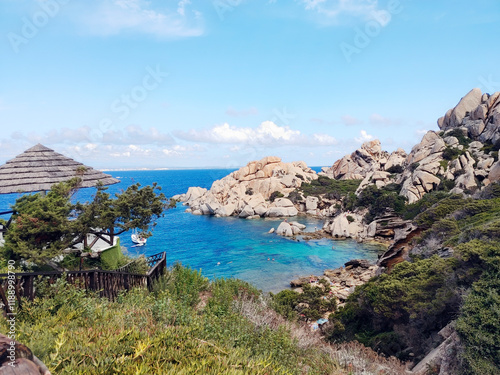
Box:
131;231;147;245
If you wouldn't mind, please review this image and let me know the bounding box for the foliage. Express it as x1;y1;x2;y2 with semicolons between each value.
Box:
3;179;78;264
99;238;124;270
298;176;361;200
286;190;303;204
445;128;472;147
271;280;337;323
269;191;284;202
385;165;404;174
4;180;168;265
355;184;406;222
346;215;355;223
0;267;355;375
442;146;463;161
400;191;450;220
327;256;461;360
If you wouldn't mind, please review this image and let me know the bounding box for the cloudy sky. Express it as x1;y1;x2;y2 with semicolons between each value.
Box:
1;0;499;169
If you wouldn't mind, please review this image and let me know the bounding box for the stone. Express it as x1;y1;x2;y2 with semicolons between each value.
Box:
444;136;459;146
276;222;293;237
478;158;494;170
273;198;294;208
238;205;255;218
367;221;377;237
488;161;500;182
289;221;306;230
266;207;288;217
440;88;483;130
268;228;275;234
305;196;319;211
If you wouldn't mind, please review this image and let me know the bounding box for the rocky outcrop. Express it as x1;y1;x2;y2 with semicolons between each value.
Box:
321;140;406;181
398;88;500;203
323;212;366;240
178;156;317;218
291;259;378;302
275;221;306;237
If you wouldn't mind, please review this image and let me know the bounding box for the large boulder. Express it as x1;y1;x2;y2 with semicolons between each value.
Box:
321;140;387;180
181;156;317;218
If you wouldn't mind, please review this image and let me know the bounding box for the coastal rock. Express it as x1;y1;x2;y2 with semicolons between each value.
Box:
439;88;483;131
321;140;387;180
305;196;319;211
180;156;317;218
324;213;365;240
276;222;294;237
488;161;500;182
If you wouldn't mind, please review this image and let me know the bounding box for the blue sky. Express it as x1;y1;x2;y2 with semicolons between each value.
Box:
0;0;499;169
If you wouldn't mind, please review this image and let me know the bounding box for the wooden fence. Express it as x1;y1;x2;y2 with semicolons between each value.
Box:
0;252;166;315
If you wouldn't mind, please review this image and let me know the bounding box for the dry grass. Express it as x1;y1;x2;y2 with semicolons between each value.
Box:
234;295;410;375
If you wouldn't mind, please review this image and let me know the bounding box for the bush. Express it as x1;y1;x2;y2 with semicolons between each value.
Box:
446;128;472;147
328;256;461;360
269;191;284;202
346;215;355;223
386;165;404;174
299;176;361;199
442;146;462;161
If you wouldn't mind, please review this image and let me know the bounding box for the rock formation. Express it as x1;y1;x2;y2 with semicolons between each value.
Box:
399;88;500;203
177;156;317;218
320;140;406;181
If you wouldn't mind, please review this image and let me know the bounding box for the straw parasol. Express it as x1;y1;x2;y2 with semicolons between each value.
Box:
0;144;120;194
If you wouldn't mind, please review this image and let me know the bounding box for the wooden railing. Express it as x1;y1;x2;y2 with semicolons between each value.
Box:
0;252;166;314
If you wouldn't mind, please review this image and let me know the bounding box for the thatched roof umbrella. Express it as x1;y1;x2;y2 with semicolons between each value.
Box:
0;143;120;194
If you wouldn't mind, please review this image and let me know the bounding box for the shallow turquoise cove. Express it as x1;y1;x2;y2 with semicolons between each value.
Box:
0;169;382;293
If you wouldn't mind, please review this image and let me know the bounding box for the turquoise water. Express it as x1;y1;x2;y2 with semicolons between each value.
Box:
0;169;381;292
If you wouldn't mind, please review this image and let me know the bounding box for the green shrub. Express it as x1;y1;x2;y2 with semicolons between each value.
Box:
445;128;472;147
299;176;361;199
269;191;284;202
442;146;462;161
386;165;404;174
346;215;355;223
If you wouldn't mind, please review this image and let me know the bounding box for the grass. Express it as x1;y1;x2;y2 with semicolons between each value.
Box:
0;262;410;374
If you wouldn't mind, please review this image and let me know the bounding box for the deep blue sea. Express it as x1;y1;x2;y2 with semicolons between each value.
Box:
0;169;382;292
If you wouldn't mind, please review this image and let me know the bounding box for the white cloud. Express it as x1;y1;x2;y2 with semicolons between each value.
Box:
80;0;204;38
355;130;374;143
176;121;299;144
313;133;338;145
175;121;337;147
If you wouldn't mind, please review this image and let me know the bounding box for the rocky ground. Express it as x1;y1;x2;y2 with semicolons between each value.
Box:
290;259;379;307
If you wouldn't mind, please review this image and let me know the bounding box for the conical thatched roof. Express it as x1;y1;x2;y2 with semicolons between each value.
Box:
0;144;120;194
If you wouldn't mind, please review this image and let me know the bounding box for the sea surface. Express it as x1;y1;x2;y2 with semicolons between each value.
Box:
0;169;382;292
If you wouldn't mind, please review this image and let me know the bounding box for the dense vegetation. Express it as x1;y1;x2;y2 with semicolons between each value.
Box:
298;176;361;200
0;179;167;268
324;184;500;373
1;264;408;374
